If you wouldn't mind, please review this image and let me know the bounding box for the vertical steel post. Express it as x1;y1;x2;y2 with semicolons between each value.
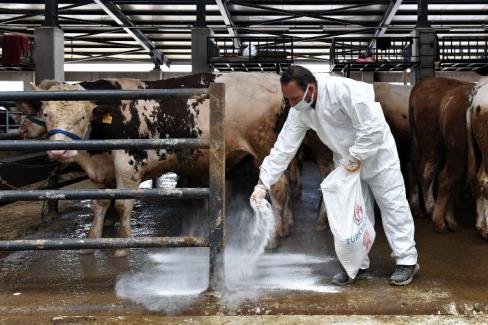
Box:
46;170;59;220
196;0;206;28
44;0;59;27
208;82;225;293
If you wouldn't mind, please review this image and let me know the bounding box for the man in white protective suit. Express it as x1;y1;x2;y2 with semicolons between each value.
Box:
250;65;419;286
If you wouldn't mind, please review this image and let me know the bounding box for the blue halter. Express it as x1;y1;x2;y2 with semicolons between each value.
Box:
47;126;91;141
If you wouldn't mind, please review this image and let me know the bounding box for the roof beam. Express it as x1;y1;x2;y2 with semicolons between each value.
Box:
374;0;403;37
93;0;169;68
228;0;377;28
215;0;241;48
0;1;92;26
369;0;402;50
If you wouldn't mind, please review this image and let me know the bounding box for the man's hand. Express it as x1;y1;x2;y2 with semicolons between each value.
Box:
250;183;268;206
344;155;361;172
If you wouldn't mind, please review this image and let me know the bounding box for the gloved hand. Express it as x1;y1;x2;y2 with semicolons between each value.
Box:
344;154;361;172
250;183;268;206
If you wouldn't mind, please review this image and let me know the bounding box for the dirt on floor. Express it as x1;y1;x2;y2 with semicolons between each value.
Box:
0;162;487;322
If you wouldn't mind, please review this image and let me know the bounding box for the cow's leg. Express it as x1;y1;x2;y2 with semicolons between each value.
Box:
104;200;117;226
112;160;141;257
445;194;461;232
315;200;328;231
443;156;464;232
407;128;423;218
476;167;488;239
80;199;111;255
432;166;451;233
419;155;439;215
113;195;136;257
268;173;291;249
313;151;333;231
288;156;302;198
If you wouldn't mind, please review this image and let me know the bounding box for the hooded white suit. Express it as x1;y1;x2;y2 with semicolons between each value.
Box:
259;76;417;266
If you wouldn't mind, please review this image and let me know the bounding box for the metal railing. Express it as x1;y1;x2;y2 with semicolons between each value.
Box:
330;37;418;65
207;36;293;72
439;36;488;62
0;85;226;292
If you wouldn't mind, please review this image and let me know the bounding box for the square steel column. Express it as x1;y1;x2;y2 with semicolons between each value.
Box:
34;27;64;84
192;28;213;73
410;27;436;83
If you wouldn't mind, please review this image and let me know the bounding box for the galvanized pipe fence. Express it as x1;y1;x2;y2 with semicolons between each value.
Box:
0;84;226;292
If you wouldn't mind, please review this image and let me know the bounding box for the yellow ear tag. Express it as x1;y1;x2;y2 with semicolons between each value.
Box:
102;113;112;124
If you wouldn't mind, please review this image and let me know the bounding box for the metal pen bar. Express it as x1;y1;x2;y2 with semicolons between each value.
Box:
0;188;210;201
208;82;225;292
0;88;208;101
0;236;209;251
0;139;209;151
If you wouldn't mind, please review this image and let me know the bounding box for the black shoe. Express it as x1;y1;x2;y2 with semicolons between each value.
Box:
389;264;420;286
332;268;369;286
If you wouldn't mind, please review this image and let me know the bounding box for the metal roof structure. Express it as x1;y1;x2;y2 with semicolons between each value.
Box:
0;0;486;67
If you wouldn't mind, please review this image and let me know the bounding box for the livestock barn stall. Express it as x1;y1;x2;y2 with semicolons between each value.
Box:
0;1;487;324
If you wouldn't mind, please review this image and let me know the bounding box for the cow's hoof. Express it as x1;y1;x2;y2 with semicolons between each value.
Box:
103;218;116;227
433;223;448;234
314;219;329;231
446;220;461;232
278;226;290;238
79;249;95;255
112;249;129;258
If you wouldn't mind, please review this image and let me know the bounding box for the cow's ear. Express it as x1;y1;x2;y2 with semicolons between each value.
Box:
91;105;118;124
16;100;41;115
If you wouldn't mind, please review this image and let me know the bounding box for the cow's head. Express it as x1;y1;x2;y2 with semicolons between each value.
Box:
31;82;96;163
17;80;63;139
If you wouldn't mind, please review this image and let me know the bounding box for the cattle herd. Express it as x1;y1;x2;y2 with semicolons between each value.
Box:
14;73;488;256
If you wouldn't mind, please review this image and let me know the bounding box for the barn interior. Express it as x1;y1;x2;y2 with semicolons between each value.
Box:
0;1;488;323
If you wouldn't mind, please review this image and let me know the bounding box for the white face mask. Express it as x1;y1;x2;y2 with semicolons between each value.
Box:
292;86;314;111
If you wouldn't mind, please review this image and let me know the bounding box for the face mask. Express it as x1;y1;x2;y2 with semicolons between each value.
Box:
292;86;314;111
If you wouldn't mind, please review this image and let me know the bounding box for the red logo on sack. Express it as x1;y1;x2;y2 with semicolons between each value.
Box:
353;204;363;225
363;230;372;250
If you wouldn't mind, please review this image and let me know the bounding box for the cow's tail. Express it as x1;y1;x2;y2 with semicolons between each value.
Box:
407;86;419;175
466;86;479;185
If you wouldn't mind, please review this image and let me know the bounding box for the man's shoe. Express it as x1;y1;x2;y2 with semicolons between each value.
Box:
332;268;369;286
389;264;420;286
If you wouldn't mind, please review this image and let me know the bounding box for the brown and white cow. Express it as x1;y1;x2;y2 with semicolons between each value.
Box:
407;77;471;219
467;77;488;238
433;83;473;232
26;73;298;256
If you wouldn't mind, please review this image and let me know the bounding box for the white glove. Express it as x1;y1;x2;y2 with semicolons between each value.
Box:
344;155;361;172
250;183;268;206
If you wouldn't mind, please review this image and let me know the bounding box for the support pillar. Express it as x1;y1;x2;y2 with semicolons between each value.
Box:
410;0;436;83
34;27;64;84
191;28;213;73
410;28;436;83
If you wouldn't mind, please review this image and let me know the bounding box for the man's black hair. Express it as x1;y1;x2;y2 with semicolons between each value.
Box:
280;65;317;91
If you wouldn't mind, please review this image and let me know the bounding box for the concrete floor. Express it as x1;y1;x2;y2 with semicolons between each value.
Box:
1;162;488;323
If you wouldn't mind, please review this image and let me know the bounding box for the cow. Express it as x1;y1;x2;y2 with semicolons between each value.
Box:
373;83;412;160
467;77;488;238
407;77;471;219
25;73;298;256
433;83;473;232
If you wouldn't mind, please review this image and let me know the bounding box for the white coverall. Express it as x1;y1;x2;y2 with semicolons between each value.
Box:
259;76;418;267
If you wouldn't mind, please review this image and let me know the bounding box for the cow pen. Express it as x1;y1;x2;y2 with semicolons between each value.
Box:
0;84;226;293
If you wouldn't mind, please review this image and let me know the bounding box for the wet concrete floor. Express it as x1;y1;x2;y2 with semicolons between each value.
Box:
1;162;488;322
